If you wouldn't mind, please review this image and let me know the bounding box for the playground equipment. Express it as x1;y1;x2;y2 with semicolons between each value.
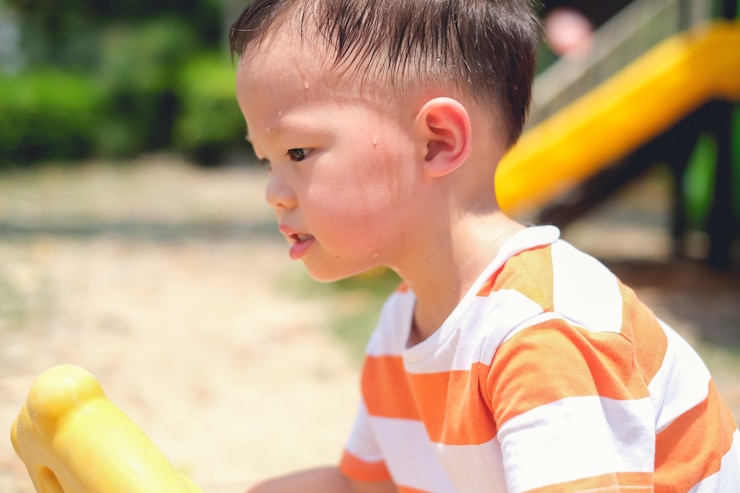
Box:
498;0;740;267
11;365;202;493
497;20;740;216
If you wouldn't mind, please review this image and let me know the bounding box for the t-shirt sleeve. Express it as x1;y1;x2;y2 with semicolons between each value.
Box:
339;399;392;482
486;316;656;493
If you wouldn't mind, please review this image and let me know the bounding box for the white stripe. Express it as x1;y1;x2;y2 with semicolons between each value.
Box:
368;416;456;492
477;290;546;363
552;241;623;334
499;310;568;346
368;226;560;363
344;401;383;462
404;292;543;373
498;395;654;493
688;430;740;492
436;438;508;493
366;290;414;357
649;321;711;432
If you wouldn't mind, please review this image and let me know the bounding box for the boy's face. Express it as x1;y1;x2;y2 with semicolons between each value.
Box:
236;30;420;282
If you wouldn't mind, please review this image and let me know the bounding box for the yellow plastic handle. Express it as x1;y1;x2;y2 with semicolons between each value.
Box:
11;364;203;493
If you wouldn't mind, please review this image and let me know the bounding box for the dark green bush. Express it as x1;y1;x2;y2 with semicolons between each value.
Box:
95;18;193;157
0;70;102;166
174;54;246;165
0;49;248;167
0;15;252;167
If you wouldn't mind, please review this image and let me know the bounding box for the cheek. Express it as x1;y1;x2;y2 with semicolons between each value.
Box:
309;174;394;227
309;146;409;230
358;145;411;205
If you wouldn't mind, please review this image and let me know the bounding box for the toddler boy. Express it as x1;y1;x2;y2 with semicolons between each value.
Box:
230;0;739;491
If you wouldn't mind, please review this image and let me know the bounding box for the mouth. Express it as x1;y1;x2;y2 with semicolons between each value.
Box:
287;232;314;260
291;233;314;243
279;225;315;260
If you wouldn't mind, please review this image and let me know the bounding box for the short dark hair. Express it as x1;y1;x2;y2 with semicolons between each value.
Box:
230;0;541;147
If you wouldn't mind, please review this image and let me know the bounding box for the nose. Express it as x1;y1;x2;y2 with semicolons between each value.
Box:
265;172;297;211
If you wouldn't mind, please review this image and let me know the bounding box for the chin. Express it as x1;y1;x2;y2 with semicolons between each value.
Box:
303;263;375;284
304;270;358;284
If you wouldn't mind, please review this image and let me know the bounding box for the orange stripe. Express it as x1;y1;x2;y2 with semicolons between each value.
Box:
397;486;430;493
618;283;668;384
479;245;554;312
525;471;654;492
476;269;501;297
488;319;650;425
363;319;654;444
655;380;738;490
361;356;420;420
339;450;391;482
406;363;497;445
362;356;497;444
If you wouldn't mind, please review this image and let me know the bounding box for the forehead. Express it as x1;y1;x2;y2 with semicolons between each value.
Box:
238;21;331;86
236;26;404;120
237;36;323;127
234;19;422;132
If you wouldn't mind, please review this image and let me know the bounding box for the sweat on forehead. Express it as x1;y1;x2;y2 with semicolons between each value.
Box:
230;0;541;146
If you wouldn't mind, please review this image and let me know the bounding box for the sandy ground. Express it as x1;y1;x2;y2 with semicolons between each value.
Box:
0;157;738;492
0;159;361;491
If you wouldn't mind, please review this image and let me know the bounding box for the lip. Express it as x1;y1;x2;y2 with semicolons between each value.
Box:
279;224;315;260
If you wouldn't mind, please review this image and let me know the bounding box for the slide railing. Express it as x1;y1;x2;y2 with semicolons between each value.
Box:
529;0;716;127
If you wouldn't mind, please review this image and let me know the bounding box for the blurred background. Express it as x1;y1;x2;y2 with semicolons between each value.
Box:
0;0;248;167
0;0;739;491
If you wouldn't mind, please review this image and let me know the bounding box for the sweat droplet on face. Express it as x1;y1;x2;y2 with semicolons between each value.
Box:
303;80;310;89
372;135;378;146
277;109;283;117
265;127;272;135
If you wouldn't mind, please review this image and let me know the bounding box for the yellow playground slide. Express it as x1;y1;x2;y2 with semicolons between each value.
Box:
496;20;740;217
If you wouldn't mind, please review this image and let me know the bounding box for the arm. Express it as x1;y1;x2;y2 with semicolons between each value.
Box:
246;466;397;493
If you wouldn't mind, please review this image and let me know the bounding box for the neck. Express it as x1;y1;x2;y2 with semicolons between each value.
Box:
395;210;524;345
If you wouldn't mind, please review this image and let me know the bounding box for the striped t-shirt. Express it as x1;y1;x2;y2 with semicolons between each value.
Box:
340;226;739;492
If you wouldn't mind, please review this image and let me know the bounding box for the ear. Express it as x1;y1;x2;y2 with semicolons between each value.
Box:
414;97;472;178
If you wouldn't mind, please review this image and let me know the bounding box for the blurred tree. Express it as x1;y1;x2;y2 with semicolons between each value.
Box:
0;0;246;164
4;0;222;69
95;18;195;156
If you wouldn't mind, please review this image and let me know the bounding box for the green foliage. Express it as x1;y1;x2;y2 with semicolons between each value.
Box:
0;17;241;165
678;104;740;230
0;0;252;166
95;18;193;157
0;0;239;164
683;133;717;229
174;54;247;165
0;48;251;166
0;70;102;165
6;0;222;68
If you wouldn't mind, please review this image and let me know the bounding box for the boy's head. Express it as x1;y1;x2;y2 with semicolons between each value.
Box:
230;0;541;147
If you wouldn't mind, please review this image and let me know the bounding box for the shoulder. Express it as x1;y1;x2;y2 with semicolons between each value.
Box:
486;238;626;335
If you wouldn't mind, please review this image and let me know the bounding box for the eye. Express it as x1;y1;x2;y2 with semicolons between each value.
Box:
287;148;310;162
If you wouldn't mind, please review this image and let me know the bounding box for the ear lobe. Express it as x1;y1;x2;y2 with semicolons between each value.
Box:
415;97;472;178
